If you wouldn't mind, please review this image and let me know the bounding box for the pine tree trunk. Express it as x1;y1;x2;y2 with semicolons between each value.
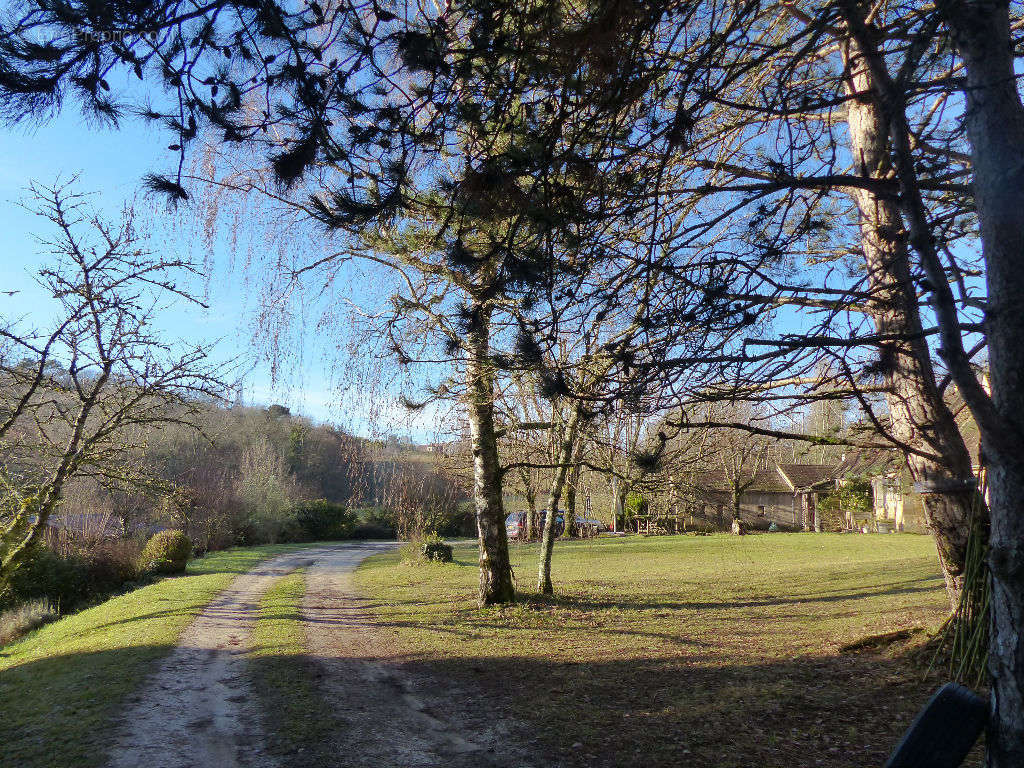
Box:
844;37;978;608
465;305;515;606
537;409;581;594
936;4;1024;763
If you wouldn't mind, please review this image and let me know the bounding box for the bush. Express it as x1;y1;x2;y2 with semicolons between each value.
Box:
422;540;453;562
293;500;358;541
819;478;871;517
683;518;719;534
1;539;145;614
138;530;192;575
625;492;648;517
0;546;87;612
400;533;453;564
80;539;142;595
0;598;57;646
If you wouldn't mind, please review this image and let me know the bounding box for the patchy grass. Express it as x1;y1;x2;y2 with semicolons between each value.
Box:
249;569;341;766
0;543;310;768
355;533;962;768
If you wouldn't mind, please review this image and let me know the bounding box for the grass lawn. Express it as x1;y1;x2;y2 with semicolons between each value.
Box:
355;533;959;768
0;543;310;768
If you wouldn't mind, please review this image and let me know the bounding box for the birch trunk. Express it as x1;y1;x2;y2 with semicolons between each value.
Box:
937;3;1024;763
537;408;581;594
844;38;978;607
611;476;624;532
465;305;515;606
524;476;536;541
561;441;584;539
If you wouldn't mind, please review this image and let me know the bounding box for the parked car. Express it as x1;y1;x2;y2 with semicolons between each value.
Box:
506;510;565;539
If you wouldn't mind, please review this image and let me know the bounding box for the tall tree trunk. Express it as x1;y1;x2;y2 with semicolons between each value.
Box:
537;408;581;594
729;486;744;535
465;305;515;606
843;37;978;607
611;476;624;532
562;472;577;539
561;440;584;539
519;468;537;540
935;3;1024;763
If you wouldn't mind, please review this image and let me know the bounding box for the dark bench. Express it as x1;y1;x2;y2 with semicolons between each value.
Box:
885;683;988;768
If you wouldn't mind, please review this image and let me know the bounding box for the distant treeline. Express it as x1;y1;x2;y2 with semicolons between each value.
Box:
46;401;472;552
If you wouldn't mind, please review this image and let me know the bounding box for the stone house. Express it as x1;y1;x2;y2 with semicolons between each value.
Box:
686;462;846;530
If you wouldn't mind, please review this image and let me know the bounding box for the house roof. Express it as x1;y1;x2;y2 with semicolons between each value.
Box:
687;460;874;495
752;468;795;493
687;467;793;494
776;463;839;490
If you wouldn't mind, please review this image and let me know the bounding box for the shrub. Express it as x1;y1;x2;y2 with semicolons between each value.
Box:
745;516;772;532
422;540;453;562
293;500;358;541
400;533;453;564
138;530;192;575
0;546;87;612
1;539;146;614
684;518;718;534
80;539;142;596
0;598;58;646
771;522;801;533
625;492;648;518
819;478;872;516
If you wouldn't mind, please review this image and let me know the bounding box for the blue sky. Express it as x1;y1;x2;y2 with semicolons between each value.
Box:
0;107;447;440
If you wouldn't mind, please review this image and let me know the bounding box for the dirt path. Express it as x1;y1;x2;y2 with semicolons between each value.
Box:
303;546;538;768
107;546;345;768
107;542;536;768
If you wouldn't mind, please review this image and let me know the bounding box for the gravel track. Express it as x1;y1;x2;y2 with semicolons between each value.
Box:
106;541;536;768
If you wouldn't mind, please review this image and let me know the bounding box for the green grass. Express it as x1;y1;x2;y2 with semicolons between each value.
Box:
0;535;969;768
249;569;341;766
0;543;310;768
354;533;956;768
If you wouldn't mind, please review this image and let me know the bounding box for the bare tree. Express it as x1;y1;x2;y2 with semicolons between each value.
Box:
0;180;224;580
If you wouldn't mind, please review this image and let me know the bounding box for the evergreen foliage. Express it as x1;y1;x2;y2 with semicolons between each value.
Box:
138;530;192;575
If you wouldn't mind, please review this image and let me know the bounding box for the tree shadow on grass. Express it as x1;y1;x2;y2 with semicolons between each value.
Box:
515;575;943;613
0;645;176;768
0;640;977;768
357;647;973;768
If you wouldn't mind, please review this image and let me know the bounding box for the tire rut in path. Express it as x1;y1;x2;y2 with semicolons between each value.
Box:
108;541;539;768
303;544;540;768
107;546;343;768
